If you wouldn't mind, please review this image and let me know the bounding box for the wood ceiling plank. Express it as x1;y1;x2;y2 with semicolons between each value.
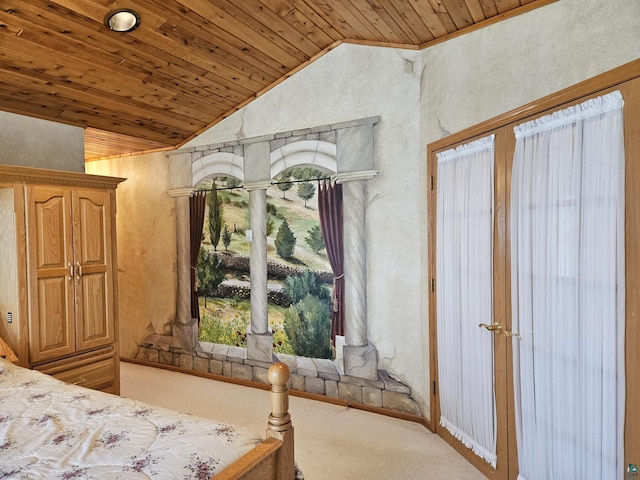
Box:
464;0;488;22
268;0;344;43
345;0;407;43
392;0;436;42
228;0;327;57
0;29;243;123
0;64;212;134
477;0;499;17
84;128;172;160
0;83;187;143
0;93;65;121
52;0;305;73
306;1;375;40
441;0;474;30
426;0;459;33
406;0;450;38
139;0;288;80
175;0;307;68
494;0;522;13
153;22;269;94
0;36;181;110
253;0;336;47
0;1;255;103
370;0;424;44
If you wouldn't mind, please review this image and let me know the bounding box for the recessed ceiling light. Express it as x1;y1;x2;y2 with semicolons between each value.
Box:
104;9;141;33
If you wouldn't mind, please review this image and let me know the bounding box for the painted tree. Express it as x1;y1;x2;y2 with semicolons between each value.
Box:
305;224;324;254
297;181;316;207
276;171;294;199
275;218;296;259
208;181;223;251
221;224;232;251
196;248;225;297
282;270;332;359
284;295;332;359
291;167;328;181
225;177;241;189
266;216;275;237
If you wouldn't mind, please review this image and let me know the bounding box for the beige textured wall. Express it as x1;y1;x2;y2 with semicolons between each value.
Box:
0;111;84;172
86;153;177;358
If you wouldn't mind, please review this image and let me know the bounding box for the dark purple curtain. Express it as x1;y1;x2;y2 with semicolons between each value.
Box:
190;191;207;323
318;180;344;341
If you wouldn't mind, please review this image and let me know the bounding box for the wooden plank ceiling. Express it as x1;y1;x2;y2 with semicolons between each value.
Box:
0;0;553;160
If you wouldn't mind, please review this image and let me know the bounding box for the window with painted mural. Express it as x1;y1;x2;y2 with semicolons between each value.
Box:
195;168;333;359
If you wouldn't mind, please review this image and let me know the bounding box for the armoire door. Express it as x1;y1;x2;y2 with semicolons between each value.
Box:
27;186;115;363
27;186;76;363
73;188;115;352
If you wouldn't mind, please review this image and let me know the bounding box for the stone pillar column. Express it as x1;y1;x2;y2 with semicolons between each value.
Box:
342;178;368;347
167;188;198;351
245;181;270;335
336;119;379;379
336;172;378;379
243;141;273;363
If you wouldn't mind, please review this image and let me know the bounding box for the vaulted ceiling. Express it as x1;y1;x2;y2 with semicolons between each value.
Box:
0;0;554;160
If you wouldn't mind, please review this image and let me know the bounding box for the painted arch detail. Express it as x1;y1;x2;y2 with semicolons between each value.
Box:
192;151;244;186
270;140;337;178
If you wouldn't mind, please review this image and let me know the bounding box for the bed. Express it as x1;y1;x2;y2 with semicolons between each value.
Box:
0;356;297;480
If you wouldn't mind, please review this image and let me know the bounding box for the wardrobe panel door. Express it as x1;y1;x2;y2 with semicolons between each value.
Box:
27;186;75;363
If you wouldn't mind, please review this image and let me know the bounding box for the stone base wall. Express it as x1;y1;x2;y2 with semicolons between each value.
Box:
136;335;421;416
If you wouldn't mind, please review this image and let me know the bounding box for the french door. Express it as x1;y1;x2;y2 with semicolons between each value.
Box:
429;128;514;480
428;80;634;480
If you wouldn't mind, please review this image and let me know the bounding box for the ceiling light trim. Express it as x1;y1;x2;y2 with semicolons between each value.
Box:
104;9;141;33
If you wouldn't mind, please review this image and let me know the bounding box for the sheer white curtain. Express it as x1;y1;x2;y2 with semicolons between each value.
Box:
436;135;496;467
511;91;625;480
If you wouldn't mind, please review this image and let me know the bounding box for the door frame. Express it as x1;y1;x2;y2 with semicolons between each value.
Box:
427;58;640;478
427;128;513;480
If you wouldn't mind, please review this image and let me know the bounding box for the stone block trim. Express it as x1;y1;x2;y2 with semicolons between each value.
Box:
136;335;421;417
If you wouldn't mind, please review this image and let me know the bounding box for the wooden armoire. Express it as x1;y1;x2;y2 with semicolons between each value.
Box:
0;165;124;394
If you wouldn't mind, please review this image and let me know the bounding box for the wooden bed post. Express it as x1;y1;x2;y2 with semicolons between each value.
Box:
215;362;296;480
267;362;295;479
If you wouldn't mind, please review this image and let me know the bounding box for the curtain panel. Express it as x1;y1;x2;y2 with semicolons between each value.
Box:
190;191;207;322
436;135;497;467
510;90;625;480
318;180;345;341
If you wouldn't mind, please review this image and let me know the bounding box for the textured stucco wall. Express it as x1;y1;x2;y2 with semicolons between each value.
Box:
86;153;177;359
420;0;640;145
0;111;84;172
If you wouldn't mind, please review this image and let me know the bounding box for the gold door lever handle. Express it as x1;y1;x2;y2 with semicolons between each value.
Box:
504;330;521;340
479;323;503;333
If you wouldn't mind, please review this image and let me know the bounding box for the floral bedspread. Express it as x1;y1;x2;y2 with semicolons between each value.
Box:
0;358;261;479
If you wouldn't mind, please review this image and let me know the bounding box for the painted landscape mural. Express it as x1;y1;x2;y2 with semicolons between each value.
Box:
196;168;334;359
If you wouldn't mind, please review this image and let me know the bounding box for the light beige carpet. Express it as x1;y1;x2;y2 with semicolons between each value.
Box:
120;362;488;480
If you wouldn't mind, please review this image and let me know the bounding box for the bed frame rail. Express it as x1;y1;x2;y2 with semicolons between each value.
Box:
215;362;295;480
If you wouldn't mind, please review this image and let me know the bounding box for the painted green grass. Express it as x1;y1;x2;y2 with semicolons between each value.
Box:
198;297;294;354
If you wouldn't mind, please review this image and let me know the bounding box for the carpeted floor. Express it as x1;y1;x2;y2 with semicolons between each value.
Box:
120;361;488;480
